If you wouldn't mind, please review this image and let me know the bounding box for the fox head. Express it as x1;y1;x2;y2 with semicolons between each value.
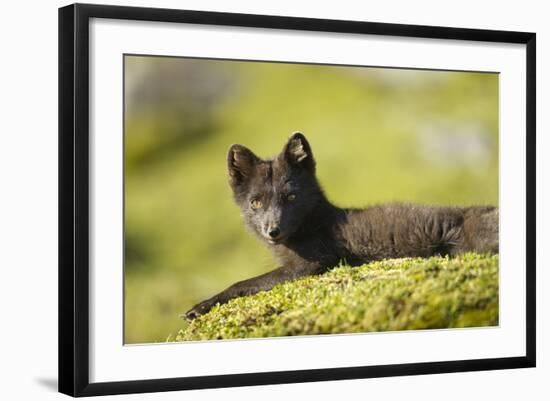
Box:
227;132;326;244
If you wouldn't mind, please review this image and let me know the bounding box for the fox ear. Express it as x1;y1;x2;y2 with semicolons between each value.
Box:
227;144;259;186
283;132;315;173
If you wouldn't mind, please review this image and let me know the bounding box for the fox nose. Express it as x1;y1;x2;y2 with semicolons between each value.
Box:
268;227;281;238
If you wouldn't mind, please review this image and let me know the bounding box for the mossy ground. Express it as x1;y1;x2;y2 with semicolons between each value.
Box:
172;253;498;341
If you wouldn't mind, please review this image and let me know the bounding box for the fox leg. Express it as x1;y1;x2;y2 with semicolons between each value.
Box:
457;207;499;254
184;264;323;320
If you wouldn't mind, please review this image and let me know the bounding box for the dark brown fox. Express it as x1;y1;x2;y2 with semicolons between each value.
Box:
185;132;498;320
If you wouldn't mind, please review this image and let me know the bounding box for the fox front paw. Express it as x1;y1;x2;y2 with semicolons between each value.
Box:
183;298;219;321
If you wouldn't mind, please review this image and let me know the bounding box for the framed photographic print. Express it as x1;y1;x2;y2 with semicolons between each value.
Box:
58;3;536;397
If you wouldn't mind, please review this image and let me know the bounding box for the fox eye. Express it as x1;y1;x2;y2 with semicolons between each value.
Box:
250;199;263;210
287;194;296;201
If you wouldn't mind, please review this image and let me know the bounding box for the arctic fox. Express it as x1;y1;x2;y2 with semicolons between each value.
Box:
185;132;498;320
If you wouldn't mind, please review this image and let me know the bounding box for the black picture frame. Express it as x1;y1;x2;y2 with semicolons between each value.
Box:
59;3;536;397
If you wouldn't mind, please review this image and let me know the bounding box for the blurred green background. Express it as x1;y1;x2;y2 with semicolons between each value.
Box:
124;55;498;344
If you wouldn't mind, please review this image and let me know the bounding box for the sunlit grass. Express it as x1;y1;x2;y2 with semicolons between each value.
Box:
174;254;498;341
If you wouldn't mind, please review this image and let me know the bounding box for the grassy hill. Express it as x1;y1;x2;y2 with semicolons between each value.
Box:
172;253;498;341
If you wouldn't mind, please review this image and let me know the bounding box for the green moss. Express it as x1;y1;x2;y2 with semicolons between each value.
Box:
173;253;498;341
